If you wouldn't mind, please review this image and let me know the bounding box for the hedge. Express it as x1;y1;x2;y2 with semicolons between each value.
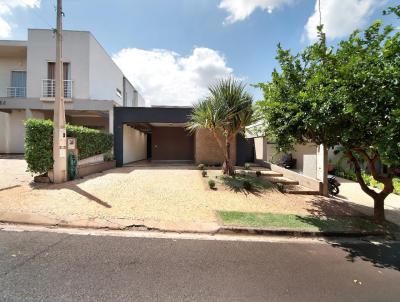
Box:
25;119;113;174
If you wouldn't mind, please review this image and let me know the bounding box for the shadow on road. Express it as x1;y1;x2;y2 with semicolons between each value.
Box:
302;196;400;271
330;240;400;271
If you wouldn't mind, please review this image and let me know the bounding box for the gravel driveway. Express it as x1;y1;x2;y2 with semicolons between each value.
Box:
0;159;369;231
0;155;31;191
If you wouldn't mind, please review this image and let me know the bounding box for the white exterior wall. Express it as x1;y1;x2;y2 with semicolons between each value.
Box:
26;29;90;99
0;57;27;97
89;35;123;105
123;125;147;164
316;144;325;181
254;137;266;162
0;109;44;153
0;112;10;152
254;137;319;179
137;93;146;107
123;78;135;107
291;144;318;175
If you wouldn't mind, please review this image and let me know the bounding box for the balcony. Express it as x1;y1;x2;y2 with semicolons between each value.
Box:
42;79;73;99
6;87;26;98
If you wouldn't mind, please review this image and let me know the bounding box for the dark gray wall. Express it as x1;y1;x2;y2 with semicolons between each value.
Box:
236;134;255;166
152;127;194;161
114;107;192;166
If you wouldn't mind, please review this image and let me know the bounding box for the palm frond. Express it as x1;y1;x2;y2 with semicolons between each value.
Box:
187;77;254;137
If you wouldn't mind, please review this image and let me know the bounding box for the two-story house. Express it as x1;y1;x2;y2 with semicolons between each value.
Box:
0;29;144;154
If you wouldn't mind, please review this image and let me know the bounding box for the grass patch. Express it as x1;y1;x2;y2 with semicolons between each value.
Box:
219;173;275;193
218;211;397;233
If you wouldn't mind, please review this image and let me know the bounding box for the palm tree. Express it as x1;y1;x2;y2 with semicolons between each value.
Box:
187;78;254;176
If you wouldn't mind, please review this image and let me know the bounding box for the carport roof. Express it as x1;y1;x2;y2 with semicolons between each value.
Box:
114;106;193;124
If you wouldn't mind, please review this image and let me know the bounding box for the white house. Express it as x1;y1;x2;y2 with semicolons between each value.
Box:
0;29;144;153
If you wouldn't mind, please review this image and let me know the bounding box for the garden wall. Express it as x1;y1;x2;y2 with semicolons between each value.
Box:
195;129;237;165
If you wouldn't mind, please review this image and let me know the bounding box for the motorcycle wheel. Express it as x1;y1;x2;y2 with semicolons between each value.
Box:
329;183;340;196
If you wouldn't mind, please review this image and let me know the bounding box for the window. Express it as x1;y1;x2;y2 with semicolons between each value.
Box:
116;88;122;98
45;62;71;98
9;71;26;97
47;62;70;80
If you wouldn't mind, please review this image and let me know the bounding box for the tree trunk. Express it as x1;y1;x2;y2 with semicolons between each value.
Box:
346;150;394;223
222;139;235;176
212;131;235;176
373;195;385;223
321;145;329;197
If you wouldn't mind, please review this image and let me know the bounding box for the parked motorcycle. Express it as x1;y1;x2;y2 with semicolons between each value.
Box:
328;175;340;196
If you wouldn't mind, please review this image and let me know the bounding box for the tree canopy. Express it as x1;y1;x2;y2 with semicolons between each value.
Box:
187;78;254;175
256;8;400;221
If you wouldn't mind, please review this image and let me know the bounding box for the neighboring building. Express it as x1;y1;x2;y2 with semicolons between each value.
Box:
113;106;251;167
0;29;144;153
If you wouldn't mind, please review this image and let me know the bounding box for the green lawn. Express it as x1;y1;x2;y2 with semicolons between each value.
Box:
218;211;393;233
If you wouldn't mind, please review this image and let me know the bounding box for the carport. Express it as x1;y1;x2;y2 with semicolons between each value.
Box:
114;107;194;167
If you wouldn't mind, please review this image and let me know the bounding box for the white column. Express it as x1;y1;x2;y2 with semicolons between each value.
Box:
0;111;10;153
108;107;114;134
25;108;33;119
317;144;328;196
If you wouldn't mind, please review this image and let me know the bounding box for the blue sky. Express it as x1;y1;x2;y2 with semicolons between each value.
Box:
1;0;399;105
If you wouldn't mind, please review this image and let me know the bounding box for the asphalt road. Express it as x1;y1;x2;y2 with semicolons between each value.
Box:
0;229;399;302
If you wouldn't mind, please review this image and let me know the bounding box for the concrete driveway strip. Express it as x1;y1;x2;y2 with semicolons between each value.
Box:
0;230;399;302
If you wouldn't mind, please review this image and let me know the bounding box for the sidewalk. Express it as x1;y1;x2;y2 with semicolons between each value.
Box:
336;177;400;226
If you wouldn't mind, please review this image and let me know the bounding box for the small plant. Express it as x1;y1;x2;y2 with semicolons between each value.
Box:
202;170;207;177
198;164;205;170
243;180;252;190
208;179;216;189
104;151;114;161
244;163;251;170
256;171;262;177
276;183;285;193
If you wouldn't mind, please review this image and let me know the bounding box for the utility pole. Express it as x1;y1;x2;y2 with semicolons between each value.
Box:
52;0;67;183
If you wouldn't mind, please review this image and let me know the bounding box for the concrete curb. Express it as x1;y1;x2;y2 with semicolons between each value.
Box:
0;212;393;239
0;212;220;234
218;226;389;238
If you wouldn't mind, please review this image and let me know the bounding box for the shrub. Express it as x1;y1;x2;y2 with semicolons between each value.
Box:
104;151;114;161
393;178;400;195
256;171;262;177
198;163;205;170
337;167;400;196
66;124;113;160
24;119;113;174
276;183;285;193
202;170;207;177
243;180;252;190
208;179;216;189
244;163;251;170
24;119;54;175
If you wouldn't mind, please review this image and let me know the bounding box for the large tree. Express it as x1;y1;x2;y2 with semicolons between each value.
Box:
256;9;400;222
187;78;254;176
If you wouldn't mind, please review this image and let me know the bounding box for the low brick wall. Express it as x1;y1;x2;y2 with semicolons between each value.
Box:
194;129;236;165
78;160;116;178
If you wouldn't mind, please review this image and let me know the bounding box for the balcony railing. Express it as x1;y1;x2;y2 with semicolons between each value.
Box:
7;87;26;98
42;79;73;99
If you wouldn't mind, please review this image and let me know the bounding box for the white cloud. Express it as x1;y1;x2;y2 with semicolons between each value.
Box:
219;0;293;24
0;0;40;38
305;0;387;41
113;47;234;106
